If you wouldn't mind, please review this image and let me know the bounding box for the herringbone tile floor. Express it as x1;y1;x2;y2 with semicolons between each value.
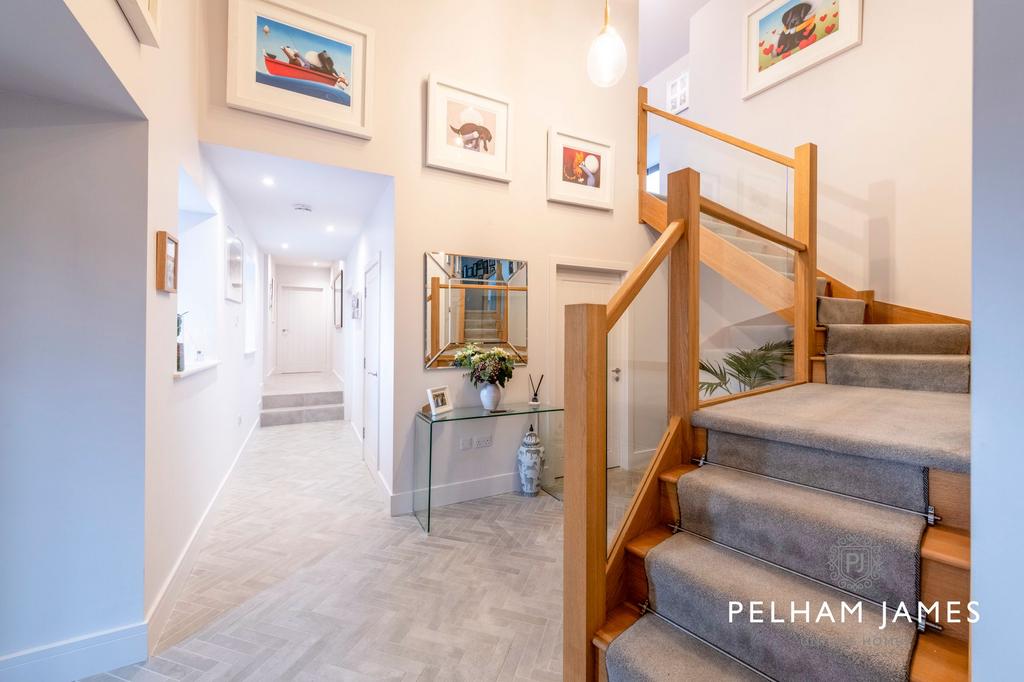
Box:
88;421;564;681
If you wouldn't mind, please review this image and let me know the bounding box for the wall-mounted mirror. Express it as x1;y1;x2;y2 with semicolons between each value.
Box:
424;252;527;368
225;228;244;303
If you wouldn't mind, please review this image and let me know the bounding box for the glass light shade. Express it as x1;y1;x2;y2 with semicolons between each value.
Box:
587;26;627;88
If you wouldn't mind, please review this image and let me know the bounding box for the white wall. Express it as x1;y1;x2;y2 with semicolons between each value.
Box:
662;0;972;318
264;254;277;377
0;92;149;677
330;262;345;384
273;265;333;373
197;0;647;513
341;183;396;493
60;0;268;663
638;0;712;81
971;0;1021;675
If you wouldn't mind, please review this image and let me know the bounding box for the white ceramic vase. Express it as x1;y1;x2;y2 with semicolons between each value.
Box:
479;382;502;411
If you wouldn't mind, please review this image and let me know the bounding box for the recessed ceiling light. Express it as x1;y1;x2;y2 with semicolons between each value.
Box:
313;261;319;267
325;224;335;232
281;243;289;249
262;176;275;187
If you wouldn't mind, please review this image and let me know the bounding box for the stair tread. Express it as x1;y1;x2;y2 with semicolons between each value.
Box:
676;465;924;605
646;532;918;681
825;354;971;394
625;527;673;559
910;631;969;682
261;403;344;412
692;383;970;473
605;614;766;682
594;604;641;650
921;526;970;570
658;464;699;485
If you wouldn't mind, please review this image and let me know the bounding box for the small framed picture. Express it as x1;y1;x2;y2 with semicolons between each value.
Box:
426;386;453;416
426;75;511;183
156;231;178;293
666;72;689;114
333;271;343;328
547;128;615;210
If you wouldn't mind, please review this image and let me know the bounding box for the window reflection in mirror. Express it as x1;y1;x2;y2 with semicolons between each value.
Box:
424;252;527;369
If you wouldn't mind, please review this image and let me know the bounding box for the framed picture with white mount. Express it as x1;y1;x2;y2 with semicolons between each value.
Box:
666;72;689;114
333;270;344;328
546;128;614;211
426;75;512;183
744;0;862;99
226;0;374;138
116;0;159;47
426;386;453;417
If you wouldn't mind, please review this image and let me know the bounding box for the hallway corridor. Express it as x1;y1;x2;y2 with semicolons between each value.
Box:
91;422;563;681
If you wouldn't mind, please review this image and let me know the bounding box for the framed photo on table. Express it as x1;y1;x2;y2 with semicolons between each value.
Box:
426;386;453;417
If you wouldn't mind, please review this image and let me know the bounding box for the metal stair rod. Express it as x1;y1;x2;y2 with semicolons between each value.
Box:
638;601;777;681
691;456;941;525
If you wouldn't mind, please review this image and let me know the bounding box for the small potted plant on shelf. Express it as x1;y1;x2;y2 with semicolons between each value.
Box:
176;312;188;372
453;343;515;411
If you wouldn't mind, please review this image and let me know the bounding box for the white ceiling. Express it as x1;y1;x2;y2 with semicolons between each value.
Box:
200;143;392;266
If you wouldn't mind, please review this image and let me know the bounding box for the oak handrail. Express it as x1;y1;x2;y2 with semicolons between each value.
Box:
606;219;686;330
642;102;796;169
700;196;806;253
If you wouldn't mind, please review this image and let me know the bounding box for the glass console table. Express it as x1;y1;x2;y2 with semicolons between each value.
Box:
413;403;564;532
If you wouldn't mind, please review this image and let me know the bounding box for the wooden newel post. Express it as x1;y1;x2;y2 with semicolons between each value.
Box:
637;86;649;224
793;143;818;382
563;303;608;682
666;169;701;453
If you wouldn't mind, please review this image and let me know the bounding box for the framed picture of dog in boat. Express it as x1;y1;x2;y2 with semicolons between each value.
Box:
546;129;614;211
743;0;862;99
226;0;374;138
426;76;512;183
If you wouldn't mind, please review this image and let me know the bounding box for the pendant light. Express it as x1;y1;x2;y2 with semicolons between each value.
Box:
587;0;627;88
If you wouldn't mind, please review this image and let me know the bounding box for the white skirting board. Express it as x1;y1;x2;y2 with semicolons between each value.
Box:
388;472;519;516
0;622;147;682
143;416;259;652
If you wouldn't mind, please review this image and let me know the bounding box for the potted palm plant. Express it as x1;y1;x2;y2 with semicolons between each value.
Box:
453;344;515;411
698;339;793;397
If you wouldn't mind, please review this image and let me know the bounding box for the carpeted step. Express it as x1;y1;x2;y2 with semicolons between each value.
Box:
646;532;918;682
826;323;970;355
720;232;790;258
816;277;828;297
827;354;971;393
705;430;928;512
606;614;765;681
817;296;866;324
676;466;925;606
691;383;970;473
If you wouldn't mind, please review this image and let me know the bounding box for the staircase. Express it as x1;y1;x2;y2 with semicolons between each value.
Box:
563;88;970;682
599;315;971;681
260;389;345;426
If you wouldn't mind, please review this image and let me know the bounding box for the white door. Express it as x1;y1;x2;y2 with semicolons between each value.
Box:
362;260;381;472
278;286;327;373
554;266;628;471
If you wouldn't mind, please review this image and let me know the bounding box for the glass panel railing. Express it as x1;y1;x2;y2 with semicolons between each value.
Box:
606;255;670;553
698;213;796;402
647;112;794;237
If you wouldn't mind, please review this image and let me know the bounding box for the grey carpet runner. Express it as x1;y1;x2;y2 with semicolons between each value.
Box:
817;296;866;324
676;466;925;606
642;533;917;682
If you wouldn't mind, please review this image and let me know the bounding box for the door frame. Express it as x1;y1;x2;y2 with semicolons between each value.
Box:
361;254;382;474
548;255;633;468
276;283;329;373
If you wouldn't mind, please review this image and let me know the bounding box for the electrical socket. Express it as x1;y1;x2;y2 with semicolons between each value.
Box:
474;435;492;449
459;436;474;451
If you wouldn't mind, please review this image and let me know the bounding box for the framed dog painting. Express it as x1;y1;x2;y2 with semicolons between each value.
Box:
546;129;614;211
226;0;374;138
744;0;862;99
426;76;512;183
